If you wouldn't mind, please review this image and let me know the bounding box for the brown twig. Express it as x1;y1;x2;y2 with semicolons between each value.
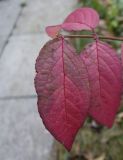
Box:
60;34;123;41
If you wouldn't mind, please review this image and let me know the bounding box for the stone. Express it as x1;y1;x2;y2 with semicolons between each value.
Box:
0;0;22;54
0;98;53;160
0;34;49;97
14;0;76;34
0;35;6;54
0;0;21;36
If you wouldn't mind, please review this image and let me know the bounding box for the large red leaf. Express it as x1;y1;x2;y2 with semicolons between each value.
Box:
81;41;122;128
62;7;99;31
35;38;90;151
121;43;123;69
121;44;123;92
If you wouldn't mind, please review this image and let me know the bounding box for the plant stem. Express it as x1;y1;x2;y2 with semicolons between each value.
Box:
60;34;123;41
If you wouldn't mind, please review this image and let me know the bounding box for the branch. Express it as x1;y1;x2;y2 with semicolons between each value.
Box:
60;34;123;41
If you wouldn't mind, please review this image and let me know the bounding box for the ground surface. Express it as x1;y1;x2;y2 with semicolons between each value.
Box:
0;0;76;159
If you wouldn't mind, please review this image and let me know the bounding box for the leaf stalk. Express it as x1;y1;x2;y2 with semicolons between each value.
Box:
59;34;123;41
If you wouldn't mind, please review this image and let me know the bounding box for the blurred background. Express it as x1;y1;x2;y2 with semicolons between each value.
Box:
0;0;123;160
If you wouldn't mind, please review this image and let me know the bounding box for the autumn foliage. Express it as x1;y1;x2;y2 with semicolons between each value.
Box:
34;8;122;151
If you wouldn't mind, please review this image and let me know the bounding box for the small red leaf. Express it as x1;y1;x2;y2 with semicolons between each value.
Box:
62;7;99;31
45;7;100;37
35;38;90;151
45;25;61;38
81;41;122;127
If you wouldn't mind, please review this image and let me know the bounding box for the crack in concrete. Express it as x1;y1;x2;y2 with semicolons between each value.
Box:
0;5;23;58
0;94;37;100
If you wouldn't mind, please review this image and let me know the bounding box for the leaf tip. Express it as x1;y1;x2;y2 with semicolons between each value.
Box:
45;25;61;38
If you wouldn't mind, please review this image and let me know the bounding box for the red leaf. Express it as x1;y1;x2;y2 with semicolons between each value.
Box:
45;25;61;38
35;38;90;151
62;7;99;31
45;7;100;37
121;44;123;92
121;44;123;67
81;41;122;127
